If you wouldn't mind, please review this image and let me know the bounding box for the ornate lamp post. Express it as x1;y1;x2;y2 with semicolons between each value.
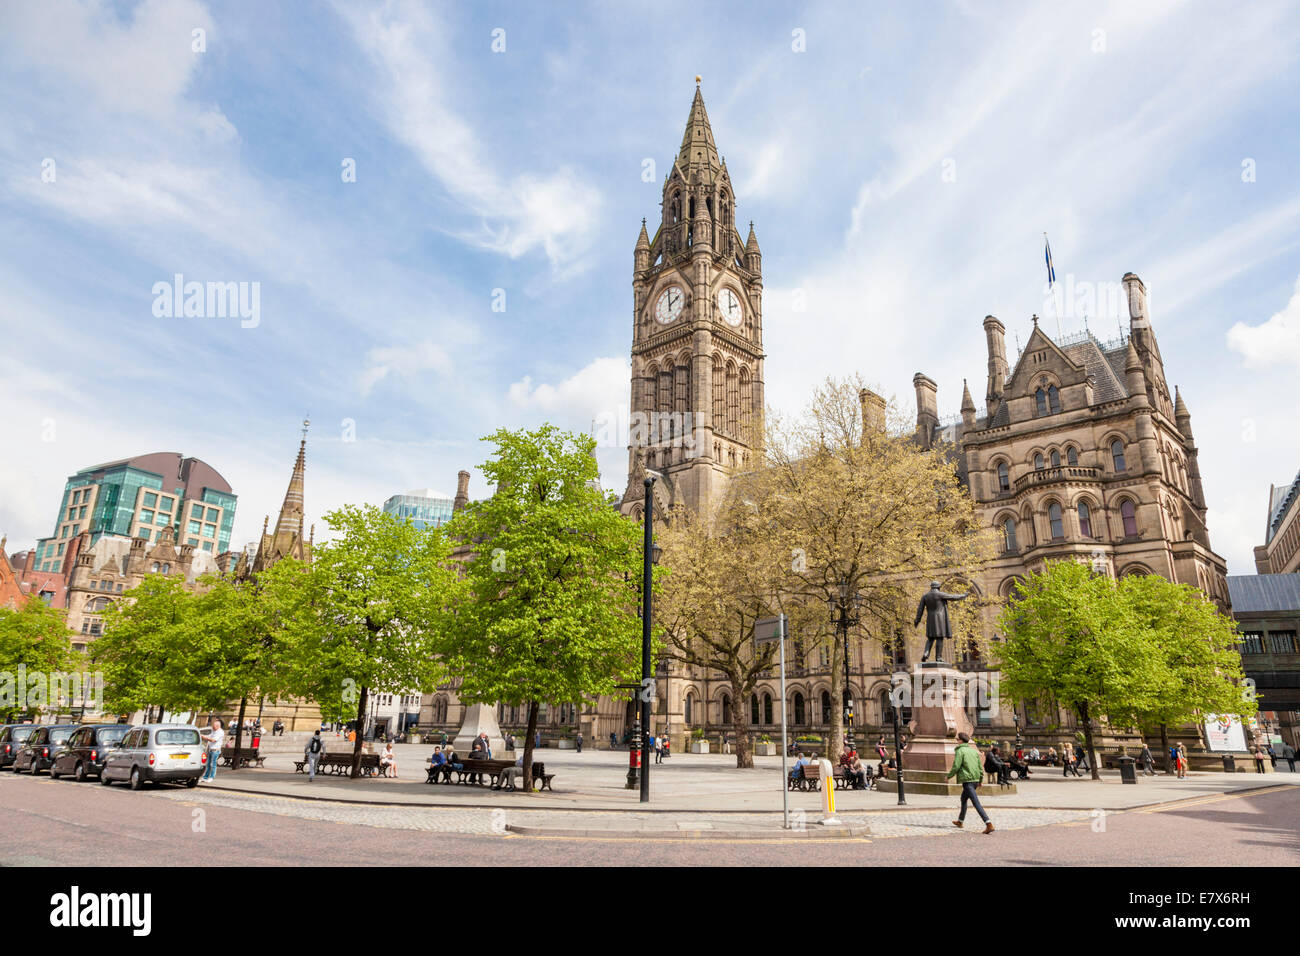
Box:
626;471;662;800
890;667;907;805
827;579;862;753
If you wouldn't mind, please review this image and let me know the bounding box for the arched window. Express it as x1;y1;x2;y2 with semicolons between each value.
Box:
739;367;753;440
161;563;171;574
1066;446;1078;466
1120;500;1138;537
1048;502;1064;540
1077;501;1093;538
1047;385;1061;414
151;562;160;573
725;362;739;435
712;356;725;427
793;693;805;725
879;689;893;724
821;691;832;724
763;693;773;725
1111;440;1127;472
1050;449;1061;468
750;694;759;725
1034;453;1045;470
1003;518;1018;553
721;695;731;725
684;694;694;725
1035;388;1048;417
997;462;1010;493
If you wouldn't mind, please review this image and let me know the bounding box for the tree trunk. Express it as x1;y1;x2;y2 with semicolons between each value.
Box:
1160;723;1172;775
350;686;369;779
231;696;247;771
1079;701;1100;781
522;700;539;791
828;637;845;760
731;690;753;769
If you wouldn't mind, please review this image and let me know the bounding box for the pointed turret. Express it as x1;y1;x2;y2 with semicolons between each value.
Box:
250;421;312;575
744;221;762;274
453;470;471;513
274;432;307;538
961;379;976;427
1174;386;1191;434
1124;339;1147;402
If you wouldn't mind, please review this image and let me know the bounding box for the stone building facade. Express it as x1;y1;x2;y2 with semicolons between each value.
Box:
1255;470;1300;574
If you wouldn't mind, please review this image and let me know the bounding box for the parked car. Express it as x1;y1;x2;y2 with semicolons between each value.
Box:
50;723;131;781
12;724;80;774
0;724;36;770
100;724;206;790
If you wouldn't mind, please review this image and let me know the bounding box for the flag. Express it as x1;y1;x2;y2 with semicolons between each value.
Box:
1044;234;1056;287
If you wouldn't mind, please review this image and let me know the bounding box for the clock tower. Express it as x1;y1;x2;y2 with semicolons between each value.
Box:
622;81;765;520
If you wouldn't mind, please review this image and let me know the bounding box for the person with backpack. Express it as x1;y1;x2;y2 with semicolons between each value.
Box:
305;729;325;781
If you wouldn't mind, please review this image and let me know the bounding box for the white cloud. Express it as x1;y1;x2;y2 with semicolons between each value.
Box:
335;0;602;272
507;356;629;420
1226;276;1300;369
360;340;454;396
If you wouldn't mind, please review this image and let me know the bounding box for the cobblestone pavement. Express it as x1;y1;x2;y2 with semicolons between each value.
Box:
156;786;1093;838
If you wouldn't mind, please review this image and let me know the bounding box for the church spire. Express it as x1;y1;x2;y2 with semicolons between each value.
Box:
274;419;309;538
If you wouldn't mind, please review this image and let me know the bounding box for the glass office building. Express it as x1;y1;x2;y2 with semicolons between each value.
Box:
33;453;237;572
382;489;455;530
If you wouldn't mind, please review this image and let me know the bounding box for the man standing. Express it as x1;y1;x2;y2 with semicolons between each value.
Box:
1139;743;1156;776
947;733;994;834
576;732;583;753
1283;742;1296;773
305;729;325;782
199;718;224;783
610;731;618;750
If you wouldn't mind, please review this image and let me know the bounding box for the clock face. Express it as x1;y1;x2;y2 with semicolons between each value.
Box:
655;286;685;324
717;287;743;326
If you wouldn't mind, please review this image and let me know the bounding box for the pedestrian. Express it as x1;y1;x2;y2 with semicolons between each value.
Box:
440;730;448;748
947;732;994;834
199;718;224;783
1266;744;1277;769
653;733;663;764
1175;742;1188;779
1253;746;1267;774
1074;742;1090;773
1283;743;1296;773
1139;743;1156;776
305;729;324;781
1062;746;1080;778
576;732;583;754
534;730;541;750
610;731;618;750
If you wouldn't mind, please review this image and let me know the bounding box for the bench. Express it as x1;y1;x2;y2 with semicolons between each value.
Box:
834;765;877;791
789;762;829;792
294;752;383;776
220;747;265;769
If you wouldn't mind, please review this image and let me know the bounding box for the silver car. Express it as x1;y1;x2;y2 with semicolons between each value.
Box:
100;723;206;790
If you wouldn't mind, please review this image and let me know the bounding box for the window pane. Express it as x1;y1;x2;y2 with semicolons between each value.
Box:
191;503;204;518
141;510;155;524
1067;447;1078;466
144;493;159;508
206;508;219;522
1049;504;1063;539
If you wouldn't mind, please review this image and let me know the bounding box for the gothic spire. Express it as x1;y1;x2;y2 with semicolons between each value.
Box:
677;83;722;181
274;420;309;538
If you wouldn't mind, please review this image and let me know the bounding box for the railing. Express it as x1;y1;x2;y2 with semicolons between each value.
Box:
1012;465;1100;493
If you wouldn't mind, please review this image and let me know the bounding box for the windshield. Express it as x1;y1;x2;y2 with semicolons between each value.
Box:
50;729;74;745
155;729;201;747
12;727;34;742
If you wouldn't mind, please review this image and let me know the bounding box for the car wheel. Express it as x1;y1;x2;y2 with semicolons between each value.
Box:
185;776;199;789
49;765;60;779
129;767;143;791
74;762;87;783
100;770;113;786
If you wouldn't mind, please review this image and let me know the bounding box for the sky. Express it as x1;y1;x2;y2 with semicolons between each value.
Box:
1;0;1298;574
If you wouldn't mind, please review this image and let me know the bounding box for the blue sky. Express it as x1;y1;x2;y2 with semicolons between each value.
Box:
1;0;1298;574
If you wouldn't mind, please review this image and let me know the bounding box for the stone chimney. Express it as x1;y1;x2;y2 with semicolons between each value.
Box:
983;315;1008;418
453;470;471;513
913;373;939;448
859;387;887;434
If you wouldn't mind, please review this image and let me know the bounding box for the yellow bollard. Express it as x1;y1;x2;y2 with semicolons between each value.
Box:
817;758;840;826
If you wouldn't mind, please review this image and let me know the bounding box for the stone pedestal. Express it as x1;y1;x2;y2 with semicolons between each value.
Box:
453;703;506;757
891;663;1017;795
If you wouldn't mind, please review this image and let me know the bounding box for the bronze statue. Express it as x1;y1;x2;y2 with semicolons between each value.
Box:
914;581;968;663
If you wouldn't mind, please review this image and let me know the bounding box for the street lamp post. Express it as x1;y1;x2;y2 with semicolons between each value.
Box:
828;580;861;754
638;472;662;804
890;669;907;805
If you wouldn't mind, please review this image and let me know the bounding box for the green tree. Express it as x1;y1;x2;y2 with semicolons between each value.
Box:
95;575;195;720
1114;574;1255;772
0;600;74;722
280;506;461;778
996;560;1162;779
439;425;646;790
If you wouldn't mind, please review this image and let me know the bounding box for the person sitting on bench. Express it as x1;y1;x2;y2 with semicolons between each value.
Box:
985;746;1010;785
497;752;526;790
789;753;809;783
844;751;868;790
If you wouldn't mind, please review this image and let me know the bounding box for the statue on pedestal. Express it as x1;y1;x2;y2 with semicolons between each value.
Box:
914;581;968;663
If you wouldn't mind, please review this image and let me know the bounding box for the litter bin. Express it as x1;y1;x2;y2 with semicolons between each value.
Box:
1222;754;1236;773
1117;755;1137;784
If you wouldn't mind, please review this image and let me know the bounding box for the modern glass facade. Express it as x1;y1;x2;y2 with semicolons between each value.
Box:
382;489;454;530
34;454;237;570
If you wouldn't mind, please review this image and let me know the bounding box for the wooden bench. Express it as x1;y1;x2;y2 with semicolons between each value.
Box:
788;762;824;792
294;752;383;776
834;765;876;791
220;747;265;769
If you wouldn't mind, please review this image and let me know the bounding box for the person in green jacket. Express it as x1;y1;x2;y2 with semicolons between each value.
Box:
947;732;994;833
